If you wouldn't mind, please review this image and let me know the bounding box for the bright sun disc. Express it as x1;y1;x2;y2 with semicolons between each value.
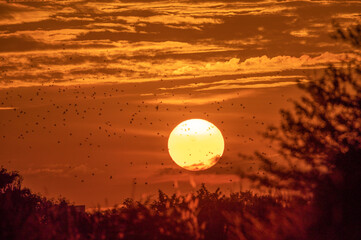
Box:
168;119;225;171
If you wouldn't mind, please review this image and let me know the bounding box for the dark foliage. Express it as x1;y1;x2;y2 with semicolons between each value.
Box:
245;23;361;240
1;167;307;240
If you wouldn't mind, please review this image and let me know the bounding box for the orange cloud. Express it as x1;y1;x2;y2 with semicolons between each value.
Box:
159;75;304;91
196;80;308;91
146;90;255;105
0;107;17;110
171;52;347;76
0;2;51;25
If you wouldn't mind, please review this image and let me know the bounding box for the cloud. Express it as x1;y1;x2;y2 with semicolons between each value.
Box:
117;14;222;26
0;34;115;53
146;90;255;105
0;107;17;110
239;52;339;70
0;0;359;90
0;46;347;89
21;164;103;177
160;75;304;91
0;35;48;52
171;52;346;76
196;80;306;91
0;2;51;25
0;29;91;43
290;29;318;38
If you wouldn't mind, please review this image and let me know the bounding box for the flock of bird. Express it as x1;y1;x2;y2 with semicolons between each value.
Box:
0;83;281;189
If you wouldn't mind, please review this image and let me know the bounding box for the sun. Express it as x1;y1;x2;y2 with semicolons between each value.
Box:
168;119;225;171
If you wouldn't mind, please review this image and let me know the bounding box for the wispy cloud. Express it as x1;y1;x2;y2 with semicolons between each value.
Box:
21;164;103;177
0;0;359;89
0;2;51;25
196;80;307;91
0;107;17;110
171;52;346;76
146;90;255;105
159;75;304;91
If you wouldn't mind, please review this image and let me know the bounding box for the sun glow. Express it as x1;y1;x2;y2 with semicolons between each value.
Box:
168;119;225;171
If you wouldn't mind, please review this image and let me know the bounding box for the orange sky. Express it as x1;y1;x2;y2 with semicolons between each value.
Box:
0;0;360;207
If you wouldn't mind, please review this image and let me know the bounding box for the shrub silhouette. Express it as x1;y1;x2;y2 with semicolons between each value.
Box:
245;23;361;239
2;167;305;240
0;167;21;191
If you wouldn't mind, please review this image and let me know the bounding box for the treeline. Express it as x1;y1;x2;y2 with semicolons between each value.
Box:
1;167;310;240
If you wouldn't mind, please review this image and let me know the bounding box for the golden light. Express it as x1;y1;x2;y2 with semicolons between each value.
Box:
168;119;225;171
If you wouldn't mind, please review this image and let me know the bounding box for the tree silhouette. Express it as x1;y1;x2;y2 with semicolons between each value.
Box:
245;23;361;239
0;167;21;192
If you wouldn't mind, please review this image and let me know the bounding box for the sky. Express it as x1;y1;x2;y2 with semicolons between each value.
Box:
0;0;360;207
